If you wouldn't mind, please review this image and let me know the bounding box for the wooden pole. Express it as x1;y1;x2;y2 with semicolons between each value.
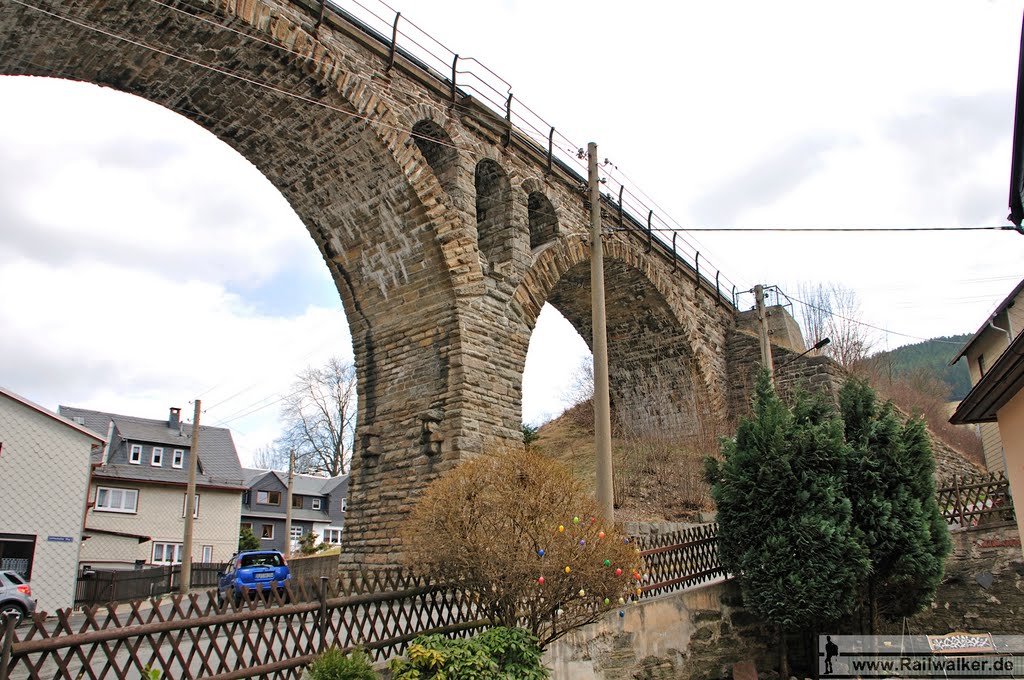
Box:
180;400;201;594
589;142;614;522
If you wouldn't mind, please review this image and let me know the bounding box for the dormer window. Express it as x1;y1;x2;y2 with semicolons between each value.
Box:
129;444;142;465
311;498;322;511
152;447;164;466
172;449;184;469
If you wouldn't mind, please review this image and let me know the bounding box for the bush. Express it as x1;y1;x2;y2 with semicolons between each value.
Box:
305;647;377;680
402;448;641;647
238;526;260;552
298;530;327;555
388;627;548;680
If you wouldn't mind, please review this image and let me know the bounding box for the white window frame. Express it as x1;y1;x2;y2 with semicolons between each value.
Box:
341;497;347;512
201;545;213;562
129;444;142;465
181;493;200;519
151;447;164;467
152;542;183;565
311;498;322;511
323;527;343;545
95;486;139;513
290;526;303;540
261;524;274;540
172;449;184;469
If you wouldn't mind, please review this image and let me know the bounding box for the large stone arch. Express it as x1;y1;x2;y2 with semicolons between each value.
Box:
512;235;729;431
0;0;483;563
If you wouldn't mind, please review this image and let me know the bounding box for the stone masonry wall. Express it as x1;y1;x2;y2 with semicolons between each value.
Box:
0;0;739;565
881;524;1024;635
544;579;776;680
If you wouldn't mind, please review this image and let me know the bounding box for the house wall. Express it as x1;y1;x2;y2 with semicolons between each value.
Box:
79;532;143;570
0;395;95;612
965;311;1015;474
997;389;1024;560
1007;294;1023;338
83;482;241;565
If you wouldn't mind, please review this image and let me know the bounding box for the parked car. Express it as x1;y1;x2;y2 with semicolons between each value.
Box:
0;570;36;625
217;551;290;604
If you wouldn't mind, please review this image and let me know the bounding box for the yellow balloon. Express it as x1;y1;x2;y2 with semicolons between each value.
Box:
564;566;571;573
558;525;565;532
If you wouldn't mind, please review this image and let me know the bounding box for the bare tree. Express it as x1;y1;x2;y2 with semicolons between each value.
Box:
250;444;286;470
796;282;874;369
276;356;357;476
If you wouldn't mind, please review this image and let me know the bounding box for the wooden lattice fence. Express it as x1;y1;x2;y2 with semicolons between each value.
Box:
635;523;725;598
937;472;1016;532
2;571;487;680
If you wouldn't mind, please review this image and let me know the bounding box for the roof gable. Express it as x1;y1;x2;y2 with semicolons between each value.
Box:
1;387;105;444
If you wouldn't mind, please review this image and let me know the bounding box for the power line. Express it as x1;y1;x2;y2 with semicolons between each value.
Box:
787;293;964;345
644;225;1021;233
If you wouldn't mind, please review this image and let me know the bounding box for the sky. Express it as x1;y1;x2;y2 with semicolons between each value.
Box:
2;0;1024;465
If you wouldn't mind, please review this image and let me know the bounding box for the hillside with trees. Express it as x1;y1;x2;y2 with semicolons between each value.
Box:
866;334;972;400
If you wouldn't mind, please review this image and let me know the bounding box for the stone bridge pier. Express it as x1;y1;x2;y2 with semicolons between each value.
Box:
1;0;770;565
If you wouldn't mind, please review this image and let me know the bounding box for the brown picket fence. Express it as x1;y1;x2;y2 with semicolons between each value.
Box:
1;527;729;679
937;472;1016;532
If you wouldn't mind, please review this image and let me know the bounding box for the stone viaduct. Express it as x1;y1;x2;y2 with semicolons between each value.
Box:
0;0;812;564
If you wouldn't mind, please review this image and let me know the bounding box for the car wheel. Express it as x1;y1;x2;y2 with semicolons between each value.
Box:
0;602;26;626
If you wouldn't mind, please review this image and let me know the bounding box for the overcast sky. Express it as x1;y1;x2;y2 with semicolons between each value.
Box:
3;0;1024;465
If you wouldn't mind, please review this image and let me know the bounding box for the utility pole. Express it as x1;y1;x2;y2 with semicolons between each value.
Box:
284;449;295;555
754;284;774;381
589;142;614;522
180;399;201;595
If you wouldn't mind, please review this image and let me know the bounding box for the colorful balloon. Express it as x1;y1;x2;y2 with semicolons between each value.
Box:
615;568;622;576
573;516;580;524
578;589;586;597
558;525;564;533
619;610;625;617
604;559;611;566
538;576;544;585
538;549;545;557
598;531;605;539
564;566;571;573
603;597;610;605
579;539;586;546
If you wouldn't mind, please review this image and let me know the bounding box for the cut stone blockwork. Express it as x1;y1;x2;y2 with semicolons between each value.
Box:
0;0;799;565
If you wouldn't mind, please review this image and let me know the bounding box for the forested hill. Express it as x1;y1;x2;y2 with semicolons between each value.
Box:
869;334;972;400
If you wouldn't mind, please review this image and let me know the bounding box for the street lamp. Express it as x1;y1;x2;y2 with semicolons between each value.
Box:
783;337;831;365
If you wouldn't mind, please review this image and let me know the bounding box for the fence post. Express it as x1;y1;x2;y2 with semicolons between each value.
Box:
318;576;329;654
0;613;15;680
955;475;965;528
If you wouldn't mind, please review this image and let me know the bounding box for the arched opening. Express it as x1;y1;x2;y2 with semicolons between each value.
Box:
527;191;559;249
521;253;721;521
411;120;458;187
0;77;355;467
475;158;513;267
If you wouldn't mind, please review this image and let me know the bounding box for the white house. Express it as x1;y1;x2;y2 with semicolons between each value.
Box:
0;386;104;613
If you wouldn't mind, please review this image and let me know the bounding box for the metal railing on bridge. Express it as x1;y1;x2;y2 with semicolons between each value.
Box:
306;0;745;308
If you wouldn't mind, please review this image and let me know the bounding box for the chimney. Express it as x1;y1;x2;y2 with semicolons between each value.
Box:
169;407;181;430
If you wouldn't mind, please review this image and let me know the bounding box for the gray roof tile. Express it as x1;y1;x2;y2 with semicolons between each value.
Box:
60;405;244;489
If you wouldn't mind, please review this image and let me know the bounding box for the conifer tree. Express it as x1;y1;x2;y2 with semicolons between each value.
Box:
840;378;951;629
707;371;867;675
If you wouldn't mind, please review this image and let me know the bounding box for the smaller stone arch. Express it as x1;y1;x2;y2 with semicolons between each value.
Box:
475;158;513;267
527;190;559;249
411;119;459;188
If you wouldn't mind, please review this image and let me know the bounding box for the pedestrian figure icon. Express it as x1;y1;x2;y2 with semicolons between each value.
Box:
824;636;839;675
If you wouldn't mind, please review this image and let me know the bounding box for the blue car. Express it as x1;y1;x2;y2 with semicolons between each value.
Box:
217;550;290;605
